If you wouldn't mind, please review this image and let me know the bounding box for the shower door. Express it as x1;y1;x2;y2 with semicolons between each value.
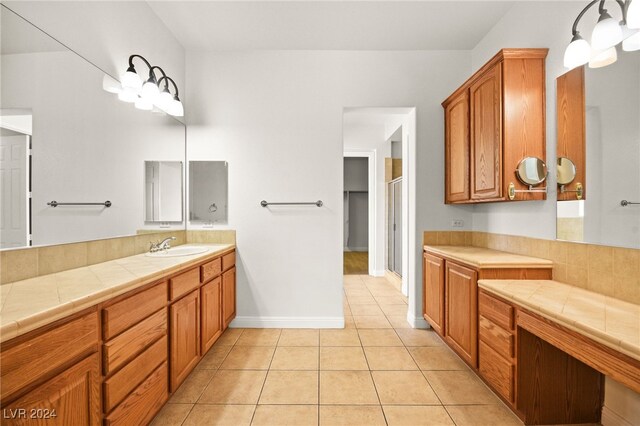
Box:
387;178;402;276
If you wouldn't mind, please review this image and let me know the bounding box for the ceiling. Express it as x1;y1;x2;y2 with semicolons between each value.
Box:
147;1;516;51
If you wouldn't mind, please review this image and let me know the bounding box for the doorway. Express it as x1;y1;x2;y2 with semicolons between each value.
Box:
343;156;369;275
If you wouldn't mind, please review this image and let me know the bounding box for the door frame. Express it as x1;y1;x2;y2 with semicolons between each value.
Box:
343;151;376;276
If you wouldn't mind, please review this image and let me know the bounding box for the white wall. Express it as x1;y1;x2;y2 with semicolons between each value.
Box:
3;1;186;102
186;50;471;327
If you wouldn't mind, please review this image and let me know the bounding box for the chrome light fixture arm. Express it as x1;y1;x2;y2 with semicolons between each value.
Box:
571;0;601;37
157;75;180;98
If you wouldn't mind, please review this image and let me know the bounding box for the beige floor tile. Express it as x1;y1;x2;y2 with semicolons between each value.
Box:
349;304;384;316
320;371;379;405
220;346;275;370
197;345;232;370
364;347;418;370
374;295;407;305
379;304;408;316
251;405;318;426
408;346;467;371
150;403;193;426
320;329;361;346
357;329;403;346
258;371;319;404
343;304;352;316
372;371;440;405
235;328;282;346
395;328;443;346
344;316;356;328
319;405;386;426
214;328;244;346
278;329;320;346
169;369;216;403
183;404;255;426
445;404;522;426
346;295;377;305
383;406;455;426
270;347;319;370
387;316;412;329
345;289;372;298
199;370;267;404
367;288;399;297
353;315;392;329
320;347;369;370
424;370;499;405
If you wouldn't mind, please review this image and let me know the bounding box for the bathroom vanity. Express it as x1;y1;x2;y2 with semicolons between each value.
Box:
0;245;235;425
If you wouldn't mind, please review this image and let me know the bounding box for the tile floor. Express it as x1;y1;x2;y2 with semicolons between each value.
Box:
151;274;522;426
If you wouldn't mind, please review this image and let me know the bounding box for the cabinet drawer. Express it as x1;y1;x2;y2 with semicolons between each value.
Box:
201;258;222;283
0;311;98;403
479;340;514;402
103;309;167;375
170;268;200;301
222;251;236;271
103;282;167;340
479;315;514;359
479;291;514;331
103;335;167;413
104;362;169;426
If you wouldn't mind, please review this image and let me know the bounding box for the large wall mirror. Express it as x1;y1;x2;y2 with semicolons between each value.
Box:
556;52;640;249
0;5;186;249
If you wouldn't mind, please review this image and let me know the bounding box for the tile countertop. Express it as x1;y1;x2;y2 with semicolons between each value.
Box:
0;243;235;343
479;280;640;362
424;245;553;269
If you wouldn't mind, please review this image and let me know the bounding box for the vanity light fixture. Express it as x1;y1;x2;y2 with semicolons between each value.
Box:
564;0;640;70
103;54;184;117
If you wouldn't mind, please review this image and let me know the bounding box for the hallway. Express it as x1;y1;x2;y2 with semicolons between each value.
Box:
150;274;520;425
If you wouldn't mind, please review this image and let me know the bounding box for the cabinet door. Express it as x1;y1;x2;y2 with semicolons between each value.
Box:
444;90;470;203
170;290;200;392
423;253;445;335
201;277;223;353
222;267;236;329
2;354;101;426
445;262;478;367
470;63;502;201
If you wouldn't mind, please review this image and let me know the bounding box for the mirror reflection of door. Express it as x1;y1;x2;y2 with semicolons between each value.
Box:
0;112;32;248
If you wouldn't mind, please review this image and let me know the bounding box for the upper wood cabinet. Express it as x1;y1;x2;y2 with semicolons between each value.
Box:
443;48;548;204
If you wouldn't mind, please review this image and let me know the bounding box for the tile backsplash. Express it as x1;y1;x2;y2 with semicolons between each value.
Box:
0;230;236;285
424;231;640;305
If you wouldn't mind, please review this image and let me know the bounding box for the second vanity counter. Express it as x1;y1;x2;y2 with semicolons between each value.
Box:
0;243;235;343
424;245;553;269
478;279;640;363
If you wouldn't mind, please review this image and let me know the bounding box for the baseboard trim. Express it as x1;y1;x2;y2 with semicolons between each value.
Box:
372;270;386;277
602;406;634;426
230;316;345;329
407;313;430;329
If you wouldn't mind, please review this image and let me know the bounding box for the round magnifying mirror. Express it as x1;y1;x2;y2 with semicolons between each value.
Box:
515;157;548;186
557;157;577;185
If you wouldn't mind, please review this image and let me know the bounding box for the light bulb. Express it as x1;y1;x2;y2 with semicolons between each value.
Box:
564;34;591;69
589;46;618;68
628;0;640;29
141;80;160;101
623;30;640;50
166;97;184;117
591;10;624;50
135;96;153;111
121;66;142;91
102;74;121;94
117;87;138;103
156;89;174;111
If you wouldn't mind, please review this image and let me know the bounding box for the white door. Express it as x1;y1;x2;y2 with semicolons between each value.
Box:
0;135;29;248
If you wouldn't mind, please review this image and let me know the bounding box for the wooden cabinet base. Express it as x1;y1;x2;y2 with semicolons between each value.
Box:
2;354;101;426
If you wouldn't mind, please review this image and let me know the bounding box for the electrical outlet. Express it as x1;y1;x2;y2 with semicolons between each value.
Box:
451;219;464;228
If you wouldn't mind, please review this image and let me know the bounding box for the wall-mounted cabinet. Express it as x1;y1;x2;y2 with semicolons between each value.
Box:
443;48;548;204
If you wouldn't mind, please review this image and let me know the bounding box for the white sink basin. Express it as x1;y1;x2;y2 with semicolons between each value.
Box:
146;246;209;258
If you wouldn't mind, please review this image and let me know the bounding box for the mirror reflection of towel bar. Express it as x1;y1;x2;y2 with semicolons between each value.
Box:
620;200;640;207
47;200;112;207
260;200;323;207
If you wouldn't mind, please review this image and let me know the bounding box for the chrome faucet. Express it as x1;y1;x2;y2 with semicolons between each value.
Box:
149;237;176;253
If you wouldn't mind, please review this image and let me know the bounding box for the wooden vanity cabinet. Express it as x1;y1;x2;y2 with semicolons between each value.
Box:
423;253;445;335
222;267;237;329
170;289;201;391
443;48;548;204
444;262;478;366
201;276;223;353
